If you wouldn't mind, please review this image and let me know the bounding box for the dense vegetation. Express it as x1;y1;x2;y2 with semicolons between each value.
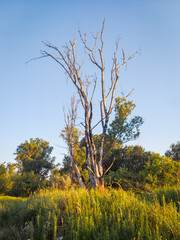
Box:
1;140;180;197
1;116;180;239
0;186;179;240
0;141;180;239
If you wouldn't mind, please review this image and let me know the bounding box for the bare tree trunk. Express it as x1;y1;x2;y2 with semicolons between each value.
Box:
62;97;85;188
70;155;85;188
69;159;73;186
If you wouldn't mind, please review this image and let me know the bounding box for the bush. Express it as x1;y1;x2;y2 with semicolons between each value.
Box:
139;153;180;188
9;171;49;197
105;153;180;194
105;167;138;190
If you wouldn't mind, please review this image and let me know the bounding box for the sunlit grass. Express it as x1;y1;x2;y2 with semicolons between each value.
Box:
0;187;179;239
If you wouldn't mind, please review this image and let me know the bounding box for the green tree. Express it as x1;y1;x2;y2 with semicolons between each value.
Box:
14;138;56;179
165;141;180;161
79;99;143;172
0;163;14;194
104;145;150;173
108;98;143;145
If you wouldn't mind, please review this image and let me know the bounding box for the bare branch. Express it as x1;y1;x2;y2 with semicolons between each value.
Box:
98;19;107;118
29;21;139;189
90;75;97;104
79;26;102;69
87;166;95;176
92;89;134;131
26;55;47;64
55;145;68;150
78;27;99;55
105;38;120;100
111;89;134;113
103;157;116;176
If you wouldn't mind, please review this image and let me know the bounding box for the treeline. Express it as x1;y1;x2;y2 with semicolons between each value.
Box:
62;142;180;192
0;138;180;197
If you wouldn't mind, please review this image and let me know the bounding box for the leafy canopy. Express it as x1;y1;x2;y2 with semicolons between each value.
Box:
14;138;56;179
108;98;143;144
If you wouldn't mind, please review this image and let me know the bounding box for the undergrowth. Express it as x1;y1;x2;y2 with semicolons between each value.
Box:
0;187;179;240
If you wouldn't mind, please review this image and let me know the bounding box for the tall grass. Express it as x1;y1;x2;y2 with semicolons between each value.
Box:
0;187;179;239
141;185;180;210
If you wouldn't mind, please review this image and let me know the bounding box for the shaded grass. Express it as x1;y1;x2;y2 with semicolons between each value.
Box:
0;187;179;239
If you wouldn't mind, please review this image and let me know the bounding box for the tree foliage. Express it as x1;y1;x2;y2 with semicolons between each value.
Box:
14;138;56;179
165;141;180;161
10;171;49;197
88;99;144;163
105;152;180;191
104;145;150;173
108;98;143;145
139;153;180;187
0;164;14;194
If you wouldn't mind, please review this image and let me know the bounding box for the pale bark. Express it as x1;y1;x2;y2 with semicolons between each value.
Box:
34;21;138;188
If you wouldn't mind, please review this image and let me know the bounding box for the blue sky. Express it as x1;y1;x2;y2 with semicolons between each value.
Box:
1;0;180;166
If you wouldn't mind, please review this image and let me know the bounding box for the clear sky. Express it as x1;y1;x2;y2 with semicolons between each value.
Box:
1;0;180;166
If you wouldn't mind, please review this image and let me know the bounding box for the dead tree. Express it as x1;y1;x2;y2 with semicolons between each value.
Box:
61;96;85;188
36;21;138;188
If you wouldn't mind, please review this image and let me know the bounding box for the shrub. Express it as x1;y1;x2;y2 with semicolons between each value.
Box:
139;153;180;188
